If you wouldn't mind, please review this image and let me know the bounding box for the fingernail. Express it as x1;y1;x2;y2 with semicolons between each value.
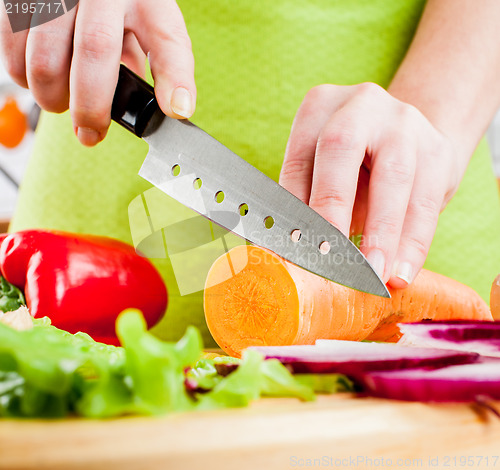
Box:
367;249;385;279
77;127;100;146
395;261;414;285
170;87;193;118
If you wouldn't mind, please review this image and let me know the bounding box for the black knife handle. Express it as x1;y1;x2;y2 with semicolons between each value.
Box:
111;64;160;138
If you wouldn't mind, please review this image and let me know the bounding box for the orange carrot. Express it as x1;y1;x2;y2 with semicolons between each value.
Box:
491;274;500;320
204;245;492;357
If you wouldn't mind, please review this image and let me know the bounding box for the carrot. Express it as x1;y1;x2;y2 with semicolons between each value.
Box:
491;274;500;320
204;245;492;357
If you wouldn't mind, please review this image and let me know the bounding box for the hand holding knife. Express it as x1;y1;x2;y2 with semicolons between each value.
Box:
111;65;389;298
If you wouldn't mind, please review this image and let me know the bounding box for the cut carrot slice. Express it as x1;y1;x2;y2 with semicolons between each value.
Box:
204;245;492;357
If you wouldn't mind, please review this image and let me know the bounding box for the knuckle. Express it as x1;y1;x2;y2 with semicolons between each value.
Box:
72;103;110;129
377;157;414;186
393;107;415;133
410;194;441;220
355;82;384;100
281;157;311;178
310;188;349;211
154;24;193;52
397;102;420;123
402;232;430;260
377;102;422;146
76;23;117;58
369;214;400;237
298;92;322;122
172;25;193;50
299;85;333;119
28;52;64;86
393;104;423;139
305;84;332;102
317;124;359;156
136;0;192;51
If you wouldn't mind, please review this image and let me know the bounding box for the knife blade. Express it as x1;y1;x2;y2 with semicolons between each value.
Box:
111;65;390;298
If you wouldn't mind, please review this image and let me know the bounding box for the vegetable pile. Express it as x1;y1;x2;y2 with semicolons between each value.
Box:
1;229;498;413
0;309;321;419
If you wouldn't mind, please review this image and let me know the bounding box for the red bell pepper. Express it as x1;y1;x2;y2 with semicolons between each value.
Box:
0;230;168;344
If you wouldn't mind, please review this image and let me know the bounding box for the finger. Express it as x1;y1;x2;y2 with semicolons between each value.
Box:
279;85;350;204
308;92;371;236
361;137;416;282
70;0;126;146
129;0;195;119
25;8;76;113
122;31;146;78
0;8;29;87
388;170;443;289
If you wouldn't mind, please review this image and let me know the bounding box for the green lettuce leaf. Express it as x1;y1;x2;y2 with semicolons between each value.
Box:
114;310;200;415
0;309;319;419
294;374;354;394
0;276;25;313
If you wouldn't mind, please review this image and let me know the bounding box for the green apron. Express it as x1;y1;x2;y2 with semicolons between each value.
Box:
11;0;500;346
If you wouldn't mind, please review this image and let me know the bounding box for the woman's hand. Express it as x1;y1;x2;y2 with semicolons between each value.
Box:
279;83;463;288
0;0;196;146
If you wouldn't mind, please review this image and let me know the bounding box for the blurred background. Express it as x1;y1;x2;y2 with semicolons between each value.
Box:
0;63;499;233
0;63;38;232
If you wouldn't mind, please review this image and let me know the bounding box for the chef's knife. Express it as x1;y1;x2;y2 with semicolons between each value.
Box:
111;65;390;298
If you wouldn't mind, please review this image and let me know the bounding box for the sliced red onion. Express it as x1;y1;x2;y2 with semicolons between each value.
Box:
398;321;500;357
360;359;500;402
184;376;205;395
247;341;478;377
214;362;238;376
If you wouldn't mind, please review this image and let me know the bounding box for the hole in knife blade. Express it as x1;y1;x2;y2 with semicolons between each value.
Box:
290;229;302;243
171;164;181;176
239;203;249;216
319;241;331;255
264;216;274;229
215;191;225;203
193;178;202;190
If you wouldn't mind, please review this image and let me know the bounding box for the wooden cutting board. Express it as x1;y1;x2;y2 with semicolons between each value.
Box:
1;394;500;470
